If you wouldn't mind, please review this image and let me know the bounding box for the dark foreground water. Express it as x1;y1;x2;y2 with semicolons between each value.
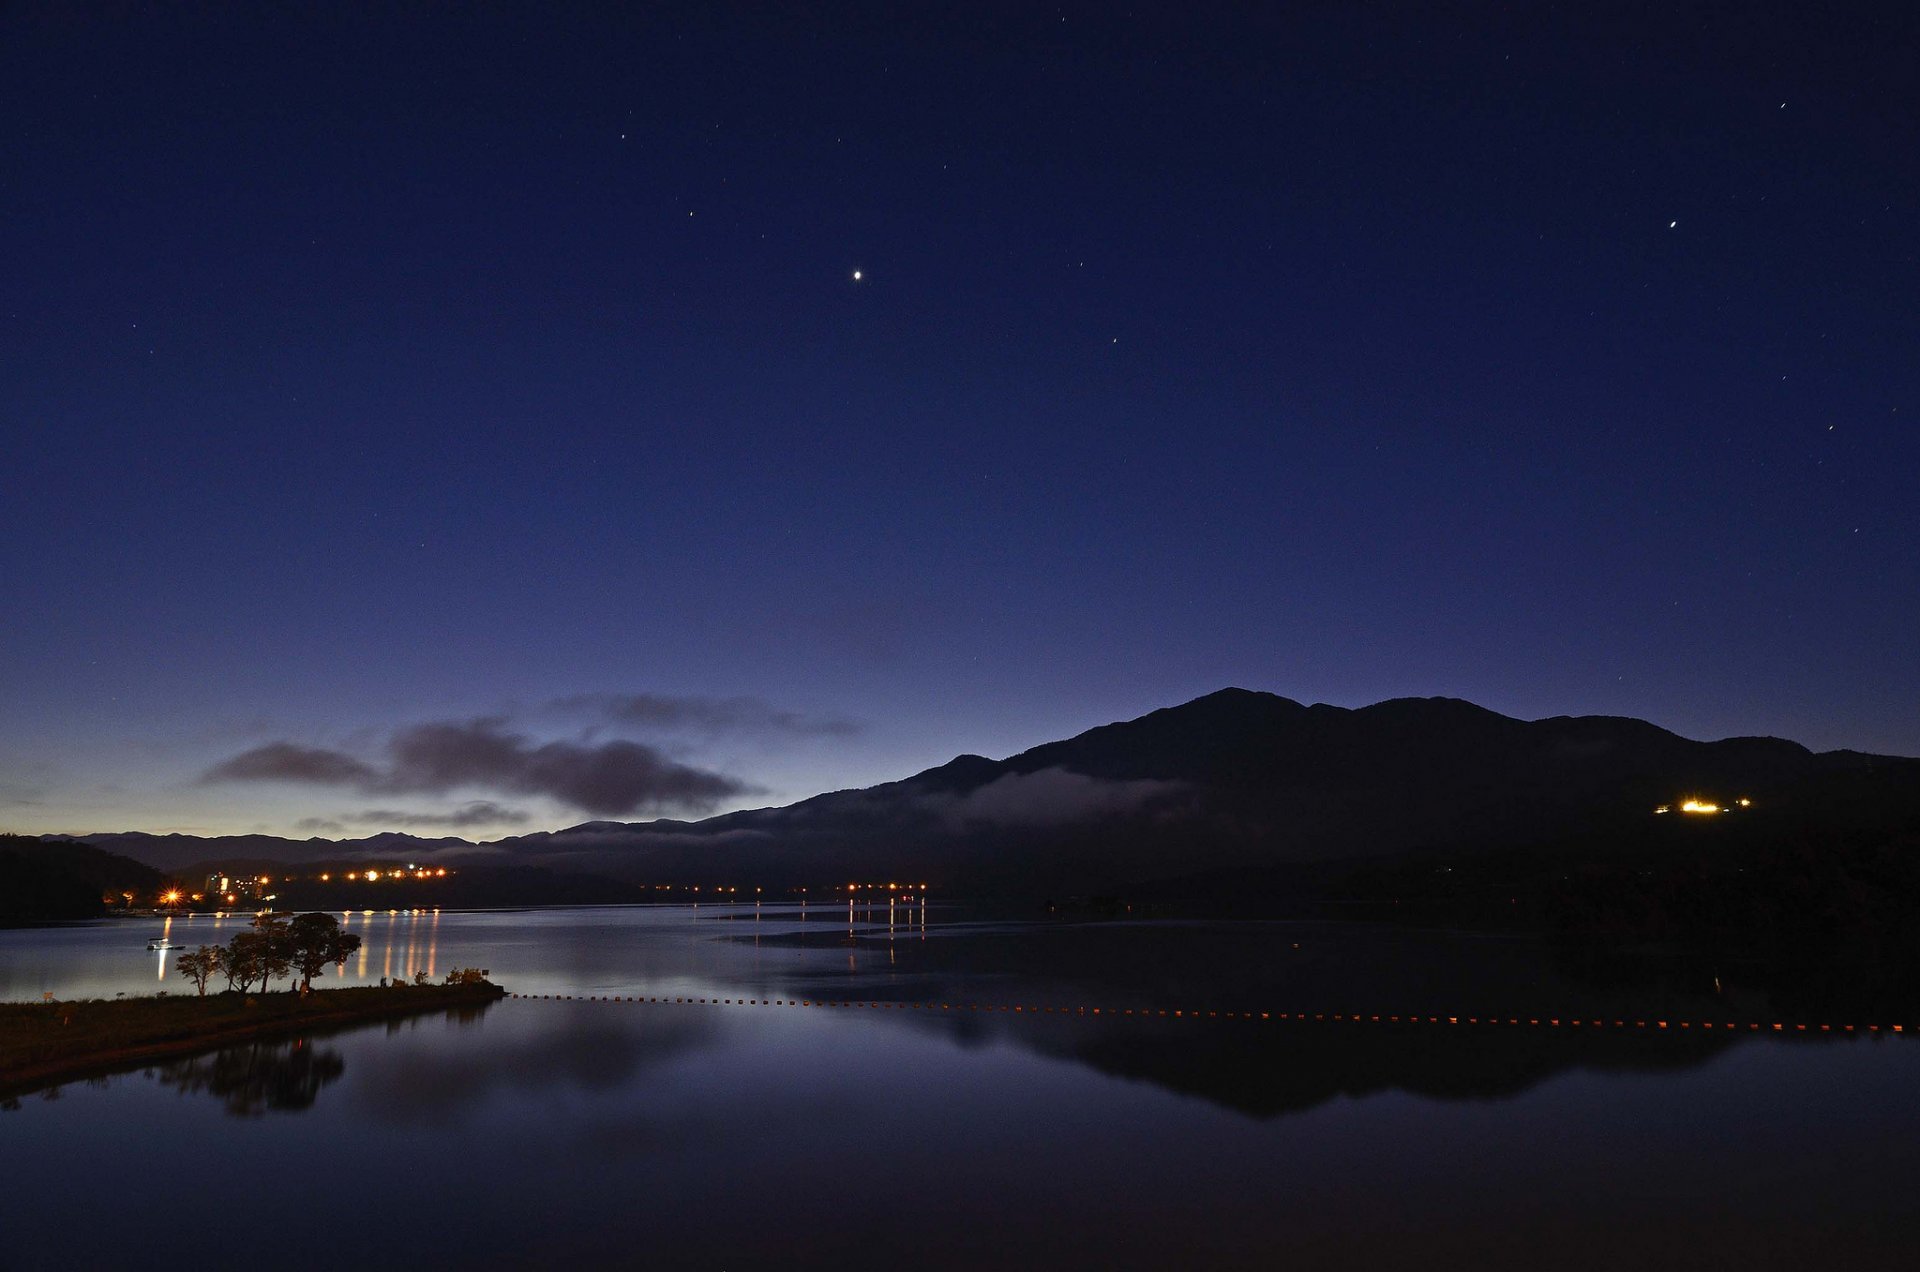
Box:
4;904;1919;1269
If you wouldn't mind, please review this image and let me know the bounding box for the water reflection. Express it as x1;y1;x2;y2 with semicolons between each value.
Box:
353;1006;726;1128
151;1038;346;1116
923;1013;1744;1119
314;993;1793;1131
8;910;1920;1272
0;1001;498;1113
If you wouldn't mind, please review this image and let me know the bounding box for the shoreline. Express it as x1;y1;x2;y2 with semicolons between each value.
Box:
0;981;506;1098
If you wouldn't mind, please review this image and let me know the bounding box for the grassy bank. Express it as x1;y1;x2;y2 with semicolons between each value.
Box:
0;981;506;1096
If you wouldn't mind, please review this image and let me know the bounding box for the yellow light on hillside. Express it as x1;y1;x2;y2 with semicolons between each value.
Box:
1679;799;1721;815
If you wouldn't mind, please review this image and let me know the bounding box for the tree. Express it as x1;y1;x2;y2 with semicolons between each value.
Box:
286;912;361;993
248;915;294;992
222;933;261;993
176;945;222;996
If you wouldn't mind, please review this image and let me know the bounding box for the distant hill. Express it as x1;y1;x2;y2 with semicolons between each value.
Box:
0;835;165;922
59;830;473;875
49;690;1920;899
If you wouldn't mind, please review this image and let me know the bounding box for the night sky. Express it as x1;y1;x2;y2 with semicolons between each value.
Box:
5;3;1915;838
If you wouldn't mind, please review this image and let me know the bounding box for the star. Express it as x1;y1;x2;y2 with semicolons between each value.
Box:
851;270;863;281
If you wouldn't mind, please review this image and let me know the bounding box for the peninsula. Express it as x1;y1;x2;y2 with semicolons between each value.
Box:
0;979;506;1099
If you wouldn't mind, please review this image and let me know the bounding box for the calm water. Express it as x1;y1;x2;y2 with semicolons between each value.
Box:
4;904;1919;1269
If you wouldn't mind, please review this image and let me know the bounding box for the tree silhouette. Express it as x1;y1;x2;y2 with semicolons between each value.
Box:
286;913;361;993
246;915;294;992
175;945;221;996
153;1039;345;1116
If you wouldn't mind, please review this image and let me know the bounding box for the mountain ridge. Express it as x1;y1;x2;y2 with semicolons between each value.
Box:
32;690;1920;892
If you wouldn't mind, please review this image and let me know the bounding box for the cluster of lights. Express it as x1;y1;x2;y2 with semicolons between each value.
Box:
635;884;937;896
1654;797;1754;815
647;884;824;894
337;866;451;881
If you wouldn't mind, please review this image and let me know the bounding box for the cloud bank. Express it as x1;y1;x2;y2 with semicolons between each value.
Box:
931;768;1185;828
203;718;755;818
291;802;534;833
550;693;860;737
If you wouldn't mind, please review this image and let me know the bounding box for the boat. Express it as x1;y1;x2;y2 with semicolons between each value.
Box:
147;937;183;951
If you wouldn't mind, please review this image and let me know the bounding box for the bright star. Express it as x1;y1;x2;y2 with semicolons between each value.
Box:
852;270;863;281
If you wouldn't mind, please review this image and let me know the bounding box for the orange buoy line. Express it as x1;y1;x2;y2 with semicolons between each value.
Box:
499;994;1910;1035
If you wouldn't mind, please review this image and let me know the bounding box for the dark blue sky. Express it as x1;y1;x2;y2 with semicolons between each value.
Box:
5;3;1915;837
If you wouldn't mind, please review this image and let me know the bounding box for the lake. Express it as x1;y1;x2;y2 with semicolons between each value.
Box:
4;902;1918;1269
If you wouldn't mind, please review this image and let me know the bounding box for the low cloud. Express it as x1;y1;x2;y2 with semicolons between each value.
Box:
345;802;532;830
550;693;860;738
294;817;345;834
929;767;1185;828
202;719;756;818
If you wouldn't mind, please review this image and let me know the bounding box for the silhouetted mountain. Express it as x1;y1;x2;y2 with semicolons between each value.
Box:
59;831;469;874
47;691;1920;900
1;835;165;922
485;690;1919;894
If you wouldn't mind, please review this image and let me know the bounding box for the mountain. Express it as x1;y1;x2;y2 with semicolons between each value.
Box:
1;835;166;922
44;690;1920;897
492;690;1919;892
56;831;473;874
